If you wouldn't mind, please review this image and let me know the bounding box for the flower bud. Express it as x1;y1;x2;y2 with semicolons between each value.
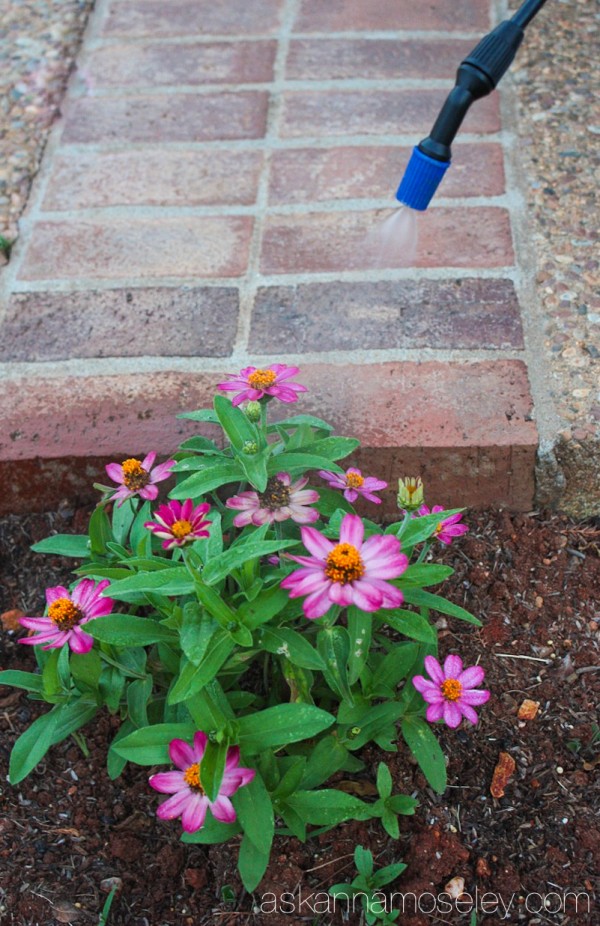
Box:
397;476;424;511
245;401;261;422
242;440;258;455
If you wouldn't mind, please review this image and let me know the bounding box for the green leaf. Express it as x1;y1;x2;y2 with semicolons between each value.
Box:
177;408;220;423
267;453;344;476
301;436;360;461
398;564;454;588
339;701;406;751
168;633;236;704
111;498;136;547
236;446;270;493
377;762;393;799
105;567;194;601
370;643;421;694
354;845;374;877
130;500;152;554
181;817;241;844
347;607;371;685
200;739;228;803
71;649;102;693
214;394;259;451
371;861;407;887
272;757;307;799
237;587;290;630
380;610;436;644
317;626;353;703
30;534;90;558
107;719;136;779
9;708;60;783
397;509;464;547
86;614;176;647
233;772;274;852
178;435;220;453
89;504;112;557
50;699;98;744
237;704;334;753
261;627;325;671
284;789;373;825
381;808;400;839
127;676;152;727
170;460;243;500
314;487;354;517
180;604;216;665
402;588;481;626
238;832;270;892
0;670;43;693
272;414;334;432
387;794;417;815
401;717;447;794
201;540;297;586
301;735;351;790
113;723;195;765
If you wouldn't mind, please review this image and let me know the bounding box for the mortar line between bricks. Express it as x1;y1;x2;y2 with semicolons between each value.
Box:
0;349;526;383
9;267;520;294
74;79;460;97
54;134;504;153
229;0;302;359
88;30;489;49
29;197;511;224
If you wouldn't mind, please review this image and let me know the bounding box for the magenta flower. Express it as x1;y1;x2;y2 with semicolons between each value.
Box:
217;364;307;406
145;499;212;550
226;472;319;527
416;504;468;545
318;467;387;504
19;579;114;654
281;513;408;620
149;732;255;833
412;655;490;728
105;452;175;506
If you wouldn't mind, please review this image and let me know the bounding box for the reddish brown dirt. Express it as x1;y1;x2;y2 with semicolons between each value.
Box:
1;508;598;926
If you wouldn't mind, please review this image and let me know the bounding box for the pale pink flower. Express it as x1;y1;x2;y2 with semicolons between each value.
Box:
281;513;408;620
217;364;307;406
412;655;490;728
145;499;212;550
105;452;175;506
318;467;387;504
416;504;468;545
19;579;114;654
149;732;255;833
226;473;319;527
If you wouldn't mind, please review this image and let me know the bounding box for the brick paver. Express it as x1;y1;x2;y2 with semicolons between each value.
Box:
0;0;543;513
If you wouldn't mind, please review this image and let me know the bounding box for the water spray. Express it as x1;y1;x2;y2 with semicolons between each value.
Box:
396;0;549;211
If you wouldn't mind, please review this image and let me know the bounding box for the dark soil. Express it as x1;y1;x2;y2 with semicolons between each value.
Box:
1;507;598;926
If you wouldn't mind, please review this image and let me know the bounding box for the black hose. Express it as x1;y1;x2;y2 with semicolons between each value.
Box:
511;0;549;29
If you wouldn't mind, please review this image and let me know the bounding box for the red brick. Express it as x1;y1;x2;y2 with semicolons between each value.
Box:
294;0;490;32
0;362;536;514
0;288;239;362
103;0;284;37
280;90;500;138
43;150;263;210
286;38;475;81
61;93;269;144
249;279;523;351
81;41;277;89
18;217;253;281
269;143;504;204
260;207;513;273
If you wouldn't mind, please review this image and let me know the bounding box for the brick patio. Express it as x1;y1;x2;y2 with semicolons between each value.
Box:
0;0;540;515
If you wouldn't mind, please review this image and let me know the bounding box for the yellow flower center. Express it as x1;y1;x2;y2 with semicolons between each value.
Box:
325;543;365;584
435;522;443;534
48;598;83;631
441;679;463;702
183;762;205;794
171;519;193;539
121;458;150;490
248;369;277;390
258;476;291;510
345;472;364;489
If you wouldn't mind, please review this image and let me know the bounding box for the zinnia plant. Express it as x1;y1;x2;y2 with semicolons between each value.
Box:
1;371;486;892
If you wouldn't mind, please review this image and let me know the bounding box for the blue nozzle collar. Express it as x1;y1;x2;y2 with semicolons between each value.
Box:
396;147;450;211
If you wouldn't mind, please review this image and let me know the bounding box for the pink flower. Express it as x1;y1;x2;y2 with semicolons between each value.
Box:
281;513;408;620
412;655;490;728
226;473;319;527
19;579;114;654
217;364;307;406
105;452;175;506
318;467;387;504
416;504;468;545
145;499;212;550
149;732;255;833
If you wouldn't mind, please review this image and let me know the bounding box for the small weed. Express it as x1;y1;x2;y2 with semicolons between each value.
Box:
98;886;118;925
0;236;12;259
329;845;405;925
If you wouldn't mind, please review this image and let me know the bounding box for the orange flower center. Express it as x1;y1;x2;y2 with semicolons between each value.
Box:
258;476;291;510
183;762;205;794
248;369;277;390
406;482;419;499
441;679;463;702
48;597;83;631
325;543;365;584
121;458;150;490
345;472;364;489
171;519;193;539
